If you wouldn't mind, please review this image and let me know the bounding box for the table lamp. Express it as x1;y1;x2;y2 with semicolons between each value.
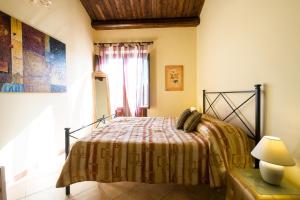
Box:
251;136;295;185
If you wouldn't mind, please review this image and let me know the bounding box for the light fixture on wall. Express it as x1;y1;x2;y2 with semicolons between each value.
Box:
251;136;295;185
30;0;52;7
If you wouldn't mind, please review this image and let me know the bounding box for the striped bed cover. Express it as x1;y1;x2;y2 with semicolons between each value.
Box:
56;116;253;188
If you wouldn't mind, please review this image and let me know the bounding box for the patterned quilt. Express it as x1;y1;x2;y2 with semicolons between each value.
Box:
56;116;252;188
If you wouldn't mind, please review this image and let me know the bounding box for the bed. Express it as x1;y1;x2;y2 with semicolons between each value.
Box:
56;85;262;196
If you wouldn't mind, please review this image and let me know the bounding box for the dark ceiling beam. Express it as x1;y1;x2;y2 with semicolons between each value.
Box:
92;17;200;30
197;0;205;16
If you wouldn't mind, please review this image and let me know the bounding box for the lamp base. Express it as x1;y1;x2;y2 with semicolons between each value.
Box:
259;161;284;185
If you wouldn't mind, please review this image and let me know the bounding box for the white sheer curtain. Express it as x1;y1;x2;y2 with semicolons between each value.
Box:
101;56;124;115
94;43;150;116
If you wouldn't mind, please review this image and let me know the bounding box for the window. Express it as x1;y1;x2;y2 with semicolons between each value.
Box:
95;43;150;116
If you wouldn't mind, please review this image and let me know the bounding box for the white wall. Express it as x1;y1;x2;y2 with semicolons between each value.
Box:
94;28;197;117
197;0;300;186
0;0;94;185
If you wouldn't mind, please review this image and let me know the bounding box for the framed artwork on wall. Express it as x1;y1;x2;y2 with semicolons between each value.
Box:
0;11;66;93
165;65;184;91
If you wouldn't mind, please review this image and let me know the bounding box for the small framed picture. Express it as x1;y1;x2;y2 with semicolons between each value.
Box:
165;65;184;91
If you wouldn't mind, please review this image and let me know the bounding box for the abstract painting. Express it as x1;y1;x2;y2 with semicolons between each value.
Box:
165;65;184;91
0;11;66;93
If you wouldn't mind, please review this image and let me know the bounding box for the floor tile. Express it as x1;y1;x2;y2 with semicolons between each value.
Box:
6;180;27;200
6;171;225;200
26;172;59;195
70;186;101;200
98;182;138;199
25;187;66;200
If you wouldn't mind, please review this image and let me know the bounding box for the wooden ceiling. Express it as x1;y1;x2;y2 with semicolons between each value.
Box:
80;0;205;30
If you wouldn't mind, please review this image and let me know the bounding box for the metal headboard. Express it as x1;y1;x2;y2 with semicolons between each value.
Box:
202;84;261;168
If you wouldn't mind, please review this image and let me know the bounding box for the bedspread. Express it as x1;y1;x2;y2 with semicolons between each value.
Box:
56;116;252;188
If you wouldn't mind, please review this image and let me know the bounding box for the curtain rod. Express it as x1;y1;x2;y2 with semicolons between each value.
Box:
94;41;153;45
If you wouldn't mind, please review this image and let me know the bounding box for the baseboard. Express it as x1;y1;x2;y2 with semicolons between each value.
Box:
0;167;7;200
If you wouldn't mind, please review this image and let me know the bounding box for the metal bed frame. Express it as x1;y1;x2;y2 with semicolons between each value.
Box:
203;84;261;168
64;114;115;195
63;84;262;196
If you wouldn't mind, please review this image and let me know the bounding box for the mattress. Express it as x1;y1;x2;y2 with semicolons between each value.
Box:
56;116;252;188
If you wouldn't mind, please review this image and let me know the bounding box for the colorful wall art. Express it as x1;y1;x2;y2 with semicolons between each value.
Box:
0;11;66;93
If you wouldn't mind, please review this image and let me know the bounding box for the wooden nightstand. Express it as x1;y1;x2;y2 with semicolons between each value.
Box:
226;168;300;200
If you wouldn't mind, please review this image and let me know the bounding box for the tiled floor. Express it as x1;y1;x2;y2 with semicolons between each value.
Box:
7;172;101;200
2;136;227;200
7;171;225;200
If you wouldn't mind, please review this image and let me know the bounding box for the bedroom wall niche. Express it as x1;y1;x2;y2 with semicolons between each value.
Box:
93;27;197;117
93;72;110;121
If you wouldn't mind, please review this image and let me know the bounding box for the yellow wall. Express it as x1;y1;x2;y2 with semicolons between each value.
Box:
197;0;300;186
0;0;94;183
94;28;197;117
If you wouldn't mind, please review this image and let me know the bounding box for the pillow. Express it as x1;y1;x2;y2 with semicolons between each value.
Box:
183;111;202;132
176;109;192;129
